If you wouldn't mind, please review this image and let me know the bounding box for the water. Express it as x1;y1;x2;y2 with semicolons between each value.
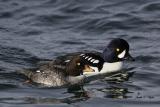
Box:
0;0;160;106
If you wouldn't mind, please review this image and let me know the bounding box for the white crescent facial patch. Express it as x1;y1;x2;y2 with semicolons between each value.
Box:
118;50;126;58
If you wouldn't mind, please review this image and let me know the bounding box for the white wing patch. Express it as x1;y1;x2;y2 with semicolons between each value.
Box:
82;55;85;57
118;50;126;59
79;54;99;64
85;56;89;59
90;59;95;62
93;60;99;64
80;54;84;56
88;57;92;60
36;70;40;73
65;60;70;62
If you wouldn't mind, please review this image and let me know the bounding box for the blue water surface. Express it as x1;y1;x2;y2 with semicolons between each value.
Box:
0;0;160;107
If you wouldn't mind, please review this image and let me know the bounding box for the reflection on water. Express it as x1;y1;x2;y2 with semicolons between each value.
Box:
0;83;130;104
100;87;129;99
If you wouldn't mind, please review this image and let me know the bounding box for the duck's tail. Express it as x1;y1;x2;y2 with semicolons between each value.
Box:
16;68;37;78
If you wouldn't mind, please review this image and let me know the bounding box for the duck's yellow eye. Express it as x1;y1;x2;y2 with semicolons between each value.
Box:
116;48;120;52
77;63;81;66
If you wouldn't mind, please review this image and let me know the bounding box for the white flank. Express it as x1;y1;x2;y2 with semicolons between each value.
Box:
100;62;123;73
83;62;123;76
118;50;126;59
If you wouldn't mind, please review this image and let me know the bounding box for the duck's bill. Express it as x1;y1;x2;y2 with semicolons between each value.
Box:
124;53;135;61
83;65;95;73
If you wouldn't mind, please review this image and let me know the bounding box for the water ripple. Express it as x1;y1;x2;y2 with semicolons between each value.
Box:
0;0;160;106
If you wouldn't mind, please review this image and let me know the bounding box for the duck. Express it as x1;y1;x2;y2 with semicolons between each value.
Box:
54;38;134;75
19;38;134;87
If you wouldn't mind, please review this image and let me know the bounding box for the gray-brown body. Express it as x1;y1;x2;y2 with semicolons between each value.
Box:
19;55;86;87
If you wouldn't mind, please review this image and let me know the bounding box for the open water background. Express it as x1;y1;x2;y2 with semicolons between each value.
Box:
0;0;160;107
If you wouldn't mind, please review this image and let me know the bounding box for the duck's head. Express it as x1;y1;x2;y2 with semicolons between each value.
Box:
102;38;134;63
66;56;94;76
